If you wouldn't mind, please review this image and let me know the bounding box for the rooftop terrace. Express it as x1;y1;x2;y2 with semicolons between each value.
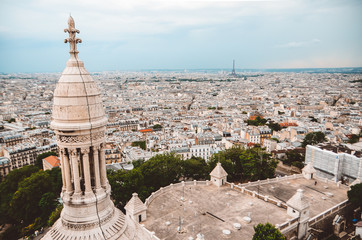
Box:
142;175;348;240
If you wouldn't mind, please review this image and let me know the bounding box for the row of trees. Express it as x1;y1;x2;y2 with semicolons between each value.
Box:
0;165;62;239
209;147;277;182
282;150;305;169
108;146;278;209
0;146;276;239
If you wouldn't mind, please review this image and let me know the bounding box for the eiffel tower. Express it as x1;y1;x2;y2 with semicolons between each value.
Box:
231;59;236;76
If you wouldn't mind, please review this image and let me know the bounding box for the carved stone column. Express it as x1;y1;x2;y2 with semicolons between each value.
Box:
63;149;73;193
70;149;81;194
59;148;66;191
93;146;101;190
81;147;92;194
99;144;107;188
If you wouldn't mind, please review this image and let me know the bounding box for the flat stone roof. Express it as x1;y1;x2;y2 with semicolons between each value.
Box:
143;184;290;240
245;177;348;217
142;176;348;240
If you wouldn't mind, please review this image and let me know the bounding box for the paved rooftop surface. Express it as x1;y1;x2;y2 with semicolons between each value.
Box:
143;184;290;240
142;177;348;240
245;177;348;217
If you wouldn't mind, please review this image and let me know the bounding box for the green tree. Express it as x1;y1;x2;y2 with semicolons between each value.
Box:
0;165;39;225
131;141;146;150
7;118;16;123
47;204;63;226
209;147;242;180
132;159;145;168
208;147;277;182
140;153;182;191
302;131;327;147
47;167;63;195
9;171;53;226
108;153;183;209
247;116;267;126
0;167;61;239
348;134;359;144
241;148;277;181
182;157;209;180
38;192;57;219
253;223;286;240
152;124;163;130
35;151;57;169
267;122;282;132
347;183;362;209
283;150;305;169
108;168;148;208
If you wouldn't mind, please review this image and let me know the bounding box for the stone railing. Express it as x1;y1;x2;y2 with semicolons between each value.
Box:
313;176;349;189
276;216;299;232
308;199;349;226
227;182;288;209
234;174;304;188
140;224;161;240
145;180;210;207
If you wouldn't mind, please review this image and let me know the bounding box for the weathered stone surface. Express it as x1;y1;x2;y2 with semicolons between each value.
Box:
43;16;153;240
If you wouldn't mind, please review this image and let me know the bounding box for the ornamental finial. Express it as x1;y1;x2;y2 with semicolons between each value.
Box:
64;16;82;57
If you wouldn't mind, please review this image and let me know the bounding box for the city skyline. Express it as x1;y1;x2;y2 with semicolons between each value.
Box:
0;0;362;73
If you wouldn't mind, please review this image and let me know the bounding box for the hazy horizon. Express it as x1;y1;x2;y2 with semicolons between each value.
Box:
1;0;361;73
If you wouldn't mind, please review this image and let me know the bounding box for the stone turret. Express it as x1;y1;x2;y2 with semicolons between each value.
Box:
125;193;147;223
43;17;153;240
302;162;316;180
210;162;228;187
286;189;310;239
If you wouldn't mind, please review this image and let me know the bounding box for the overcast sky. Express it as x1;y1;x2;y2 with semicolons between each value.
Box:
0;0;361;73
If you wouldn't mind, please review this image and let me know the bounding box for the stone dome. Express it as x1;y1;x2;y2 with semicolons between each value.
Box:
51;57;107;131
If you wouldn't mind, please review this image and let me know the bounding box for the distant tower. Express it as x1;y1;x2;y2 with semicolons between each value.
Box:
231;60;236;76
44;16;151;240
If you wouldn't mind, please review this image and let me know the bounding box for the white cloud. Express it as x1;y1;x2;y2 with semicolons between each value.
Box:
276;38;322;48
0;0;296;41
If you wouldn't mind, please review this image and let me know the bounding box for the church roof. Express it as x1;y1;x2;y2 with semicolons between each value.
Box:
302;162;316;174
210;162;228;178
125;193;147;215
287;189;309;211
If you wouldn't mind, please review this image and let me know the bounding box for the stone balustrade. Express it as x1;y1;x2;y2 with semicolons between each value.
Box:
145;180;210;207
227;181;288;209
308;199;349;225
140;224;161;240
277;216;299;232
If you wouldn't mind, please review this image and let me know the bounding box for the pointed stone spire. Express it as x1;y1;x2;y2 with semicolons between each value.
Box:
210;162;228;187
125;193;147;223
210;162;228;179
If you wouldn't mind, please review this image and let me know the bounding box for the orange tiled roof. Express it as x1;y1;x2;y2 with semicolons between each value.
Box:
139;128;153;133
44;155;60;167
280;122;298;127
